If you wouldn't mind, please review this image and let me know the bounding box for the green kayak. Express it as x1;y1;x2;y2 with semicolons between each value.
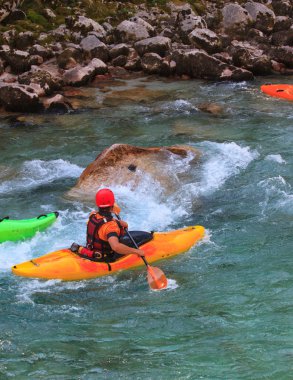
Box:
0;212;59;243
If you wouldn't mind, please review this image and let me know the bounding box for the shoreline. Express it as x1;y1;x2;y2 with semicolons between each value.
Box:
0;1;292;113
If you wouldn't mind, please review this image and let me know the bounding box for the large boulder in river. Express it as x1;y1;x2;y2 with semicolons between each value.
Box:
67;144;201;200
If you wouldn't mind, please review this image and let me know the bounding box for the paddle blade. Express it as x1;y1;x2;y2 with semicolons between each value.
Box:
147;266;168;290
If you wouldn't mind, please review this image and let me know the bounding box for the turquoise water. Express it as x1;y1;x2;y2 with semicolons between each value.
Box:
0;76;292;379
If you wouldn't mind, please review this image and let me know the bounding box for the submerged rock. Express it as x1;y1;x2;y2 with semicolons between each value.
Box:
67;143;201;201
198;102;225;115
103;86;168;106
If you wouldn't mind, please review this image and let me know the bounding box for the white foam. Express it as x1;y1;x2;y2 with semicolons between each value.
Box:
265;154;286;164
258;176;293;214
166;278;179;290
161;99;197;114
196;141;259;195
0;159;83;194
15;278;86;305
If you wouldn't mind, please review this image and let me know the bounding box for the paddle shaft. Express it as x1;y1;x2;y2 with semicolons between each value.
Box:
115;213;168;290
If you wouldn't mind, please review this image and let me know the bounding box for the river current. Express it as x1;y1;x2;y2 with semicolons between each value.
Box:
0;76;292;379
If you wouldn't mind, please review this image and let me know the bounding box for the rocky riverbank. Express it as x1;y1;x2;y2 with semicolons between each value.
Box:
0;0;292;113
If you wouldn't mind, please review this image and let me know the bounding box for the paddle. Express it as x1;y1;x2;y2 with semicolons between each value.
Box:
115;213;168;290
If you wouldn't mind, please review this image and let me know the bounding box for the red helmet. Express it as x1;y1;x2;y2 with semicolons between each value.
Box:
95;188;115;208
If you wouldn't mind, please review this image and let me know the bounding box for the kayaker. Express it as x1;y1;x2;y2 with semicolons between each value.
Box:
71;188;144;262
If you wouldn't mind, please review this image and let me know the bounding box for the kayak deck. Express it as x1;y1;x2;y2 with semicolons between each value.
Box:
12;225;205;281
0;212;59;243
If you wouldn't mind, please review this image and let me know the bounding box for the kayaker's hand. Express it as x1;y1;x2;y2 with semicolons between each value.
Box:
119;220;128;229
136;249;145;257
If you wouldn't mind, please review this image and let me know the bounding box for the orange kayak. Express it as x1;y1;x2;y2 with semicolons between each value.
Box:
12;225;205;281
261;84;293;101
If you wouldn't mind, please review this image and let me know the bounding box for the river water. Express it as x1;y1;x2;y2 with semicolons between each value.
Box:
0;76;292;379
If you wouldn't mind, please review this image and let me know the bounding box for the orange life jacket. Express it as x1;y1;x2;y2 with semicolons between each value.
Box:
86;213;124;256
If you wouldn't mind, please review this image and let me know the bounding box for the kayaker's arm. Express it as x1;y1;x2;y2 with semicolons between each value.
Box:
108;236;144;257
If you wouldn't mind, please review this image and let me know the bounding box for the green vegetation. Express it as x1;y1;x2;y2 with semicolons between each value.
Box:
0;0;207;35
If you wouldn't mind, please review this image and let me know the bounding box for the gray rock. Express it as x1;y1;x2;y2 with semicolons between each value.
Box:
0;58;4;75
129;17;155;35
3;49;33;74
1;29;17;45
271;29;293;46
273;16;293;32
3;8;26;23
66;16;106;38
141;52;163;74
177;14;207;42
13;32;35;50
43;94;72;113
0;83;41;112
50;25;71;42
43;8;56;20
18;68;62;95
115;20;151;43
175;6;207;43
29;44;54;60
247;28;269;44
272;0;292;17
172;48;254;81
0;0;23;22
124;52;141;71
244;1;275;33
269;46;293;67
134;36;172;57
109;44;130;59
188;28;221;54
222;3;252;35
160;28;174;39
102;22;113;33
228;41;272;75
57;48;82;69
63;58;108;86
80;35;109;62
161;56;176;76
112;55;128;67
